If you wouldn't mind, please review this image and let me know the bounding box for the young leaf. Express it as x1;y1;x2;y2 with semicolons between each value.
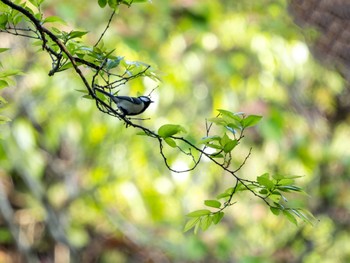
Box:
186;209;211;217
43;16;67;25
204;200;221;209
0;80;9;89
67;31;89;40
158;124;186;138
257;173;274;189
223;139;238;153
216;187;234;199
217;109;242;122
212;212;224;224
277;185;303;193
199;135;221;145
241;115;262;128
184;217;200;232
270;206;280;216
200;215;213;231
207;117;227;126
0;48;9;53
220;133;230;146
269;194;281;203
194;219;200;234
164;137;177;148
98;0;107;7
276;178;295;185
283;210;298;225
106;56;124;70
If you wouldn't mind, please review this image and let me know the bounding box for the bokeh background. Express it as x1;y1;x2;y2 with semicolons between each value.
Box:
1;0;350;262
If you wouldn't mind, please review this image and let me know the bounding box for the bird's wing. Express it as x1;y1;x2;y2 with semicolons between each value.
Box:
114;96;143;104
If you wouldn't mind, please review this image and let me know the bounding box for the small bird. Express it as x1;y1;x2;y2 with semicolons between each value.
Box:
95;88;153;117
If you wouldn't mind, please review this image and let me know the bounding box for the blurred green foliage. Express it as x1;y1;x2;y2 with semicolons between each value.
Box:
1;0;350;262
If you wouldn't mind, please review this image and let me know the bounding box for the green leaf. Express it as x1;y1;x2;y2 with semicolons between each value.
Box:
106;57;124;70
212;212;224;224
43;16;67;25
290;209;316;225
217;109;242;122
272;174;302;180
257;173;274;189
204;200;221;209
158;124;186;138
184;217;200;232
164;137;177;148
200;215;213;231
241;115;262;128
277;185;303;192
194;219;200;234
108;0;118;9
206;143;222;150
98;0;107;7
269;194;281;203
0;70;22;78
207;117;227;126
186;209;211;217
28;0;44;7
0;115;11;124
223;139;238;153
259;189;268;195
0;14;8;29
270;206;280;216
0;80;9;89
216;187;234;199
276;178;294;185
67;31;88;40
283;210;298;225
0;48;9;53
199;135;221;144
220;133;230;146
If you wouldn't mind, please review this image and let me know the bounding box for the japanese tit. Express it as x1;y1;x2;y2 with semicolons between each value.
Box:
95;88;153;116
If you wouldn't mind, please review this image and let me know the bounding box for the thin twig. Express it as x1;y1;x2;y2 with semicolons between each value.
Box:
94;10;116;47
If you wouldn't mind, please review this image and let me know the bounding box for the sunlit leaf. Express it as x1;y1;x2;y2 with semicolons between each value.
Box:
164;137;177;148
43;16;67;25
67;30;88;40
206;144;222;150
186;209;211;217
269;194;281;203
0;115;11;124
241;115;262;128
216;187;234;199
270;206;280;216
199;135;221;144
212;212;224;224
207;117;227;126
223;139;238;153
283;210;298;225
158;124;186;138
200;215;212;231
217;109;242;121
204;200;221;209
257;173;274;189
183;217;200;232
277;185;303;192
0;80;9;89
0;48;9;53
0;70;22;78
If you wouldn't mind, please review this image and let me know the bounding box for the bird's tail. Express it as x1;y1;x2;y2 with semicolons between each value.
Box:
93;87;119;103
